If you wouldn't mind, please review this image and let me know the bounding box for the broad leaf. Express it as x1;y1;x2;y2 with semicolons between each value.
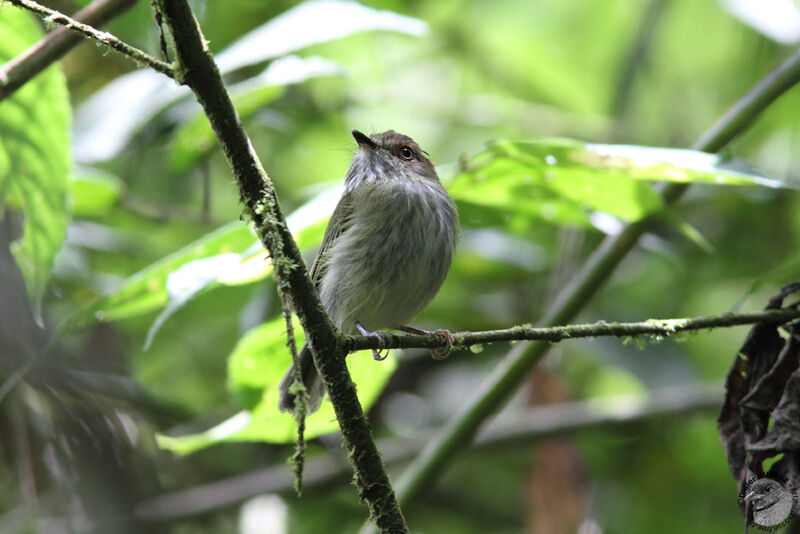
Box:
449;138;786;233
158;314;397;451
74;222;258;327
70;186;339;331
0;9;71;317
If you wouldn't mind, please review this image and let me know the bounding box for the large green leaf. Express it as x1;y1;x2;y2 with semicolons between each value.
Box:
0;9;71;316
70;186;337;331
157;314;397;451
73;222;258;327
448;138;786;231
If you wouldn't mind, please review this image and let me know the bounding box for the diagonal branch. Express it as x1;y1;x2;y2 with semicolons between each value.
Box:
150;1;408;532
5;0;173;79
367;46;800;531
345;307;800;353
0;0;140;102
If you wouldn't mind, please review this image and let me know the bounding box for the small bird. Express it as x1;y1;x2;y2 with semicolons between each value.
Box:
745;477;794;530
278;129;459;414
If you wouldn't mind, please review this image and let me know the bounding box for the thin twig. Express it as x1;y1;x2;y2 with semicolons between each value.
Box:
0;0;140;102
5;0;174;79
281;297;307;496
346;308;800;353
135;383;721;520
150;0;169;62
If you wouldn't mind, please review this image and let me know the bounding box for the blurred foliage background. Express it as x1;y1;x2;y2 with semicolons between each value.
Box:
2;0;800;532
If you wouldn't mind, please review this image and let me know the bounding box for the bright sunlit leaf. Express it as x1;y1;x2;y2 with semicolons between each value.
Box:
583;143;786;187
71;186;339;333
0;10;71;318
449;138;787;234
157;314;397;451
70;222;257;328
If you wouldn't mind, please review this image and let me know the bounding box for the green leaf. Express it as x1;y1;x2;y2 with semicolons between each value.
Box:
70;168;124;217
449;138;788;232
70;186;336;331
139;211;327;348
73;222;259;327
581;142;787;187
0;9;71;316
157;314;397;452
227;315;302;410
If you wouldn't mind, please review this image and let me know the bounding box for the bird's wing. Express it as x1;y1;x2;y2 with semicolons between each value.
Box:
308;192;354;287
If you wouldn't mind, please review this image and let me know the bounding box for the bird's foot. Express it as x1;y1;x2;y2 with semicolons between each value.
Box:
355;322;391;361
400;326;455;360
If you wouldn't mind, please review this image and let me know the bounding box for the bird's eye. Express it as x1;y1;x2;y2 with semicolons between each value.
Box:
399;146;414;160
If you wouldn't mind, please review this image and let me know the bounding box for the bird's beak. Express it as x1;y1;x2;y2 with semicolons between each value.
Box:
352;129;376;150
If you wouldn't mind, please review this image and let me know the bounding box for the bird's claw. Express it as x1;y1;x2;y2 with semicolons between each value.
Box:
400;326;454;360
430;329;454;360
356;322;390;360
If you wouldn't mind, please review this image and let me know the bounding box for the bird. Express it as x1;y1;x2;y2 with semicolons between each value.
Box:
745;477;794;530
278;129;459;414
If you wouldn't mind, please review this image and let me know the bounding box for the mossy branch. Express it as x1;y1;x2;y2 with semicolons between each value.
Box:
345;308;800;353
148;1;409;532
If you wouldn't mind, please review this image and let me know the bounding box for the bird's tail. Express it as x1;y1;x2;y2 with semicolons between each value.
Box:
278;344;324;413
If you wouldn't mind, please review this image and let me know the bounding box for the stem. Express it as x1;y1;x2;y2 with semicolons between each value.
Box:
345;308;800;352
373;46;800;528
4;0;173;79
152;1;408;531
692;48;800;153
